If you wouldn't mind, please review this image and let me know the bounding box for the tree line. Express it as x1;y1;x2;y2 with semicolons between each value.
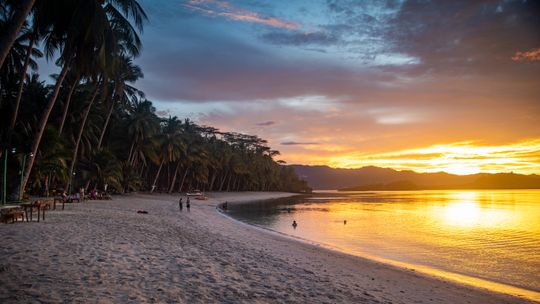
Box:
0;0;311;201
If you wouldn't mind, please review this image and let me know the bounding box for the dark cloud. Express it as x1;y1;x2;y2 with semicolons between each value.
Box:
281;141;320;146
256;121;276;126
261;31;340;46
385;0;540;74
134;0;540;122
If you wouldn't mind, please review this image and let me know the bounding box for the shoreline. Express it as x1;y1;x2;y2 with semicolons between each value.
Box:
219;195;540;302
0;192;537;303
219;196;540;303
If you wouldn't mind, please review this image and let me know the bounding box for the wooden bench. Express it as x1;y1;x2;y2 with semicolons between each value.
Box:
0;207;25;223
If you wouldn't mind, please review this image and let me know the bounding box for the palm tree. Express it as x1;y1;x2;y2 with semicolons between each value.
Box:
97;55;143;149
20;0;147;196
150;116;185;193
65;80;101;192
0;0;35;68
57;73;81;135
8;26;42;139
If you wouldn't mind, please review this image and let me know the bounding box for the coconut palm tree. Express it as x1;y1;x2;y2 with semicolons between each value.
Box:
20;0;147;196
97;55;143;149
0;0;35;68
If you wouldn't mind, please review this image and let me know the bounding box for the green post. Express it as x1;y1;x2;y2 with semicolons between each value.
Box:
2;150;7;204
19;153;28;201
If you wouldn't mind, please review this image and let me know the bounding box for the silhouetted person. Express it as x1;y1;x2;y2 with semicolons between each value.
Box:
222;201;228;211
344;220;347;225
179;198;183;211
186;198;190;211
292;220;297;229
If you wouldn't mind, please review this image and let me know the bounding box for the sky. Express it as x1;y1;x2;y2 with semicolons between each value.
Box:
42;0;540;175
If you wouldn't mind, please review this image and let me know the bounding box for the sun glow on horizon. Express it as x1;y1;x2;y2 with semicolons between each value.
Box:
288;139;540;175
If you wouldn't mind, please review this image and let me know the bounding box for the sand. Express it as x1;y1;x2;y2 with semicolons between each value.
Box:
0;192;535;303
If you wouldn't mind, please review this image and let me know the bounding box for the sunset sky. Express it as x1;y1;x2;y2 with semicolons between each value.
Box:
44;0;540;175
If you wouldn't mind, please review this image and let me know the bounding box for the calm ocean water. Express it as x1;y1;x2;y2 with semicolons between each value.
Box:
228;190;540;297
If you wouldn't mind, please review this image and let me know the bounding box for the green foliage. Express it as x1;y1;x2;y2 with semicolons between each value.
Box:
0;0;311;199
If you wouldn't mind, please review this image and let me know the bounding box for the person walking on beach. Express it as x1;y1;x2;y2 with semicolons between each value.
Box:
186;197;190;211
179;198;183;211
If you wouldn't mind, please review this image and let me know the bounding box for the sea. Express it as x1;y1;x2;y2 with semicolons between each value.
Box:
227;190;540;300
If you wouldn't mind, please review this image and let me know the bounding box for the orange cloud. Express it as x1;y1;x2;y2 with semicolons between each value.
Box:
295;139;540;175
184;0;299;30
511;48;540;62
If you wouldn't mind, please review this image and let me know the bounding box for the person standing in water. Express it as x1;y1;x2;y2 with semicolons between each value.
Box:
292;220;298;229
179;198;183;211
186;197;190;211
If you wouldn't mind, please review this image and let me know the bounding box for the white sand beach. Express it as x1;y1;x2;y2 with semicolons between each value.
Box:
0;192;535;303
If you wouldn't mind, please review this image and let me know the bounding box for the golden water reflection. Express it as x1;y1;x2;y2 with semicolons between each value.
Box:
229;190;540;300
432;191;536;230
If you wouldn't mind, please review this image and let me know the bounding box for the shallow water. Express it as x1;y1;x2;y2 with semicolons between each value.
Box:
228;190;540;296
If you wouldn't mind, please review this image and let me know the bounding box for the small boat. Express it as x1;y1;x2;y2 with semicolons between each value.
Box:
186;190;203;197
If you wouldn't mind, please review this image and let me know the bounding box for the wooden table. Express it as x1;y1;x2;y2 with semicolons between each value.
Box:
0;206;25;223
53;197;67;210
20;201;47;222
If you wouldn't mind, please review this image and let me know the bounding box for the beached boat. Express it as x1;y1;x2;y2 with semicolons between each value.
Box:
186;190;208;200
186;190;203;197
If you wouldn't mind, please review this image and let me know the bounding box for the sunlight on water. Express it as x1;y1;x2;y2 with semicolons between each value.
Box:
228;190;540;300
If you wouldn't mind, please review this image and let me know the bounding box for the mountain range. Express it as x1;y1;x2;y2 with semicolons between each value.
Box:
291;165;540;190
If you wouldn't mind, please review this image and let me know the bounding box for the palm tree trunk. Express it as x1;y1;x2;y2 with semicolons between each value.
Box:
178;167;189;192
209;170;217;191
219;171;228;192
127;140;136;164
8;33;35;137
21;62;70;195
97;96;115;149
58;75;80;135
0;0;35;68
226;174;233;192
44;175;49;197
167;162;170;189
151;159;164;193
168;161;181;193
65;84;100;191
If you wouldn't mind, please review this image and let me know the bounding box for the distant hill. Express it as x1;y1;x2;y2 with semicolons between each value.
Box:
290;165;540;190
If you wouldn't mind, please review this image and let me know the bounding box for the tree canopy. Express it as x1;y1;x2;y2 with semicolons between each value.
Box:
0;0;311;200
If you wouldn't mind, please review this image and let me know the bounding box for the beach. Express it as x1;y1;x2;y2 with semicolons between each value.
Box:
0;192;535;303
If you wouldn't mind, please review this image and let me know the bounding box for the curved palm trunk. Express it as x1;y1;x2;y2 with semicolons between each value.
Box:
178;167;189;193
168;161;181;193
219;171;228;192
209;170;217;191
21;62;70;196
150;159;164;193
65;84;100;192
97;96;115;150
9;34;35;137
58;75;80;135
226;174;233;192
0;0;35;68
127;140;136;164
